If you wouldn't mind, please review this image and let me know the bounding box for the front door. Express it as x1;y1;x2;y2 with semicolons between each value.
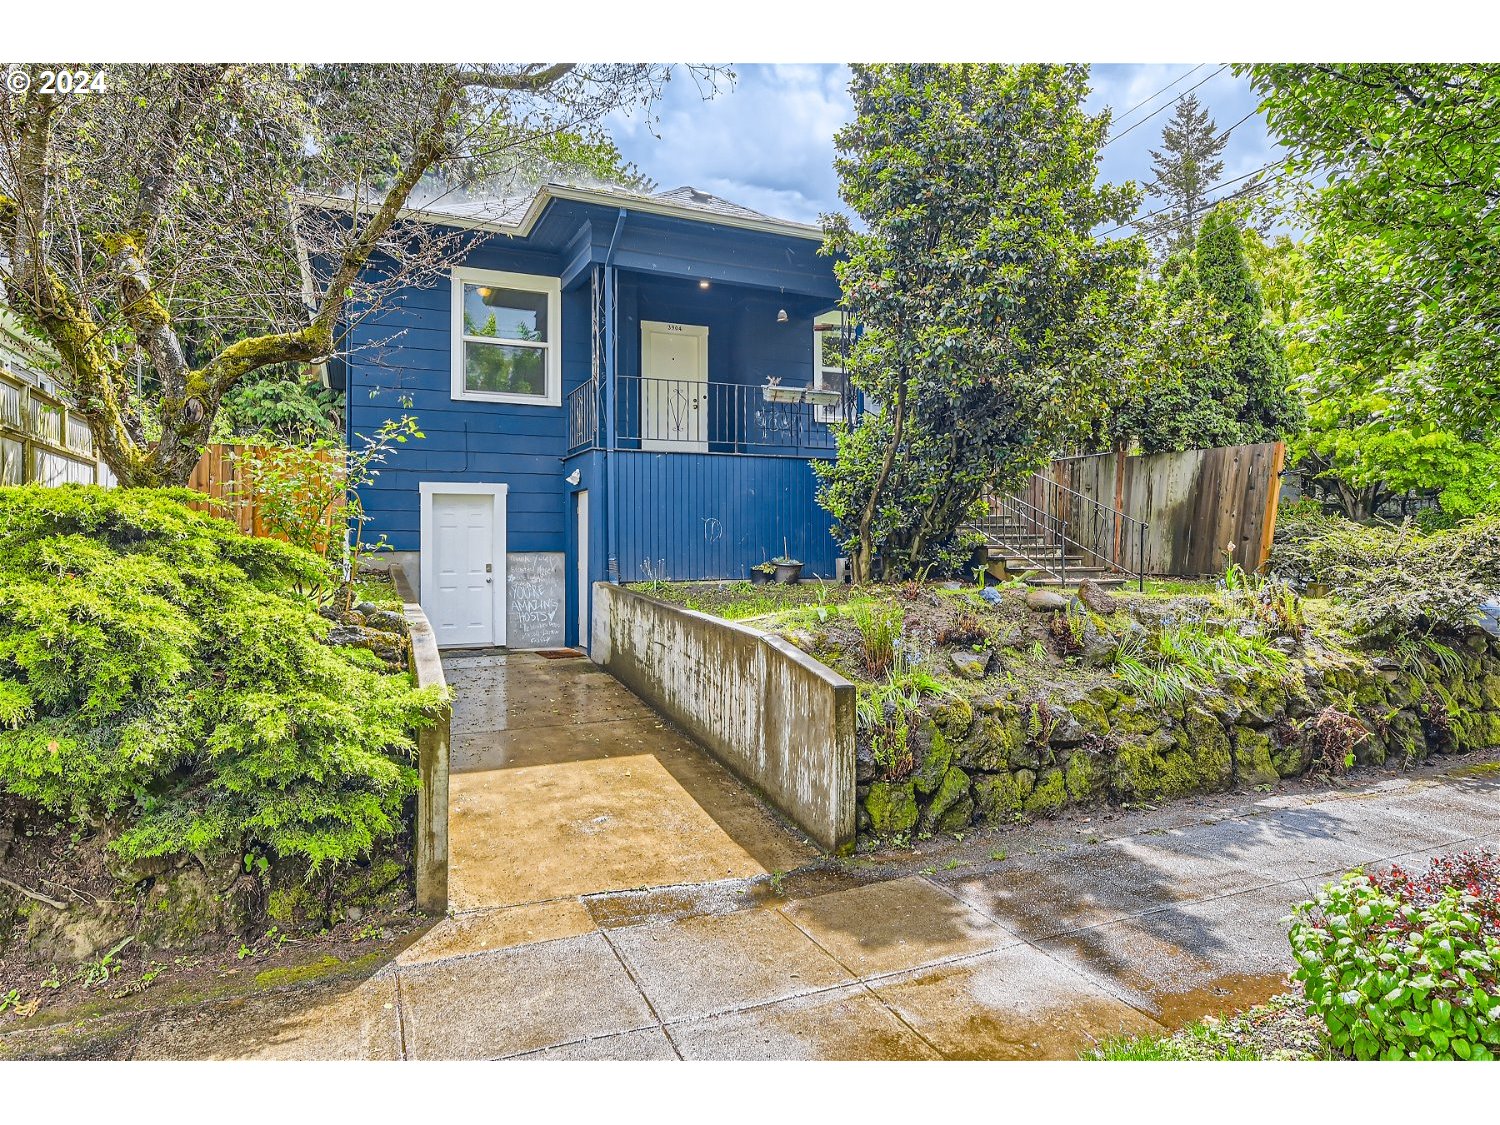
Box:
426;491;499;647
640;320;709;451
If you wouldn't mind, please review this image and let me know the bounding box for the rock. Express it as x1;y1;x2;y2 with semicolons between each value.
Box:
1063;747;1106;802
979;587;1005;606
949;650;991;680
938;580;964;591
785;629;820;653
855;742;877;784
957;702;1026;771
352;601;382;616
973;771;1032;823
1231;727;1280;788
911;726;953;796
1026;589;1068;612
139;865;228;950
864;781;919;836
26;902;131;965
1078;616;1119;667
930;696;975;739
1076;579;1119;616
362;608;410;635
1024;767;1068;818
326;625;407;666
919;766;972;832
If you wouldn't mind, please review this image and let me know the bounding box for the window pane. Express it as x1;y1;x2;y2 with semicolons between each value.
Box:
463;283;548;342
465;341;547;397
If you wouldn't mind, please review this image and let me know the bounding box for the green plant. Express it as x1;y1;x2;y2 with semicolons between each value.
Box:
81;937;134;989
1289;851;1500;1060
0;989;20;1014
0;487;443;871
848;601;904;677
1112;620;1290;708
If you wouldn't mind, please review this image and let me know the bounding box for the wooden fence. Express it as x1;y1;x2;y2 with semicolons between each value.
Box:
186;443;345;553
1038;442;1286;577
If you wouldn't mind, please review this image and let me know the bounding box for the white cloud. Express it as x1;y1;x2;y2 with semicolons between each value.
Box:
609;64;1284;231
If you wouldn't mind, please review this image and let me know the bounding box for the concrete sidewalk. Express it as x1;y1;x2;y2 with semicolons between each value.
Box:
15;767;1488;1061
6;647;1495;1060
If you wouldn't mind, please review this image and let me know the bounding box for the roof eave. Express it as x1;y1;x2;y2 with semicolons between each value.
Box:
296;184;826;243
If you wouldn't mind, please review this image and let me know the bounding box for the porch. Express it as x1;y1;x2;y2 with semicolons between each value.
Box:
564;269;855;458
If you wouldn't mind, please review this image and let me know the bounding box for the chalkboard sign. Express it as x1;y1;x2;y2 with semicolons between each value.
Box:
506;552;565;649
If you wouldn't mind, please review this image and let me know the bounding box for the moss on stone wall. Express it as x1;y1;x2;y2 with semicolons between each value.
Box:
856;632;1500;844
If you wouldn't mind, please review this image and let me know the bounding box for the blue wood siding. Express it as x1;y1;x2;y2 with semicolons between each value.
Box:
347;242;586;554
607;451;838;582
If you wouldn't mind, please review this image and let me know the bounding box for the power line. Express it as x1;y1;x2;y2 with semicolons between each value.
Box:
1134;107;1262;198
1102;65;1229;149
1108;64;1204;129
1098;155;1294;239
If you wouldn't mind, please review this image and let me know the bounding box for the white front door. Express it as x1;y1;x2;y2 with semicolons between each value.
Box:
421;485;507;648
640;320;708;451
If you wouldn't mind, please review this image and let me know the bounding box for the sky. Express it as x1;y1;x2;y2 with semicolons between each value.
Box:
608;64;1283;231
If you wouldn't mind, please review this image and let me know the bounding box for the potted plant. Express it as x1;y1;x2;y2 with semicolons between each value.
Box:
750;561;777;585
772;555;803;584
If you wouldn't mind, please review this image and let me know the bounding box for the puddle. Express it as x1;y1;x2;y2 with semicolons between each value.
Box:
1151;971;1290;1029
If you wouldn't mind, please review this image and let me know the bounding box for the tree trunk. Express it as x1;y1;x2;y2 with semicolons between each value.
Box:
853;373;909;583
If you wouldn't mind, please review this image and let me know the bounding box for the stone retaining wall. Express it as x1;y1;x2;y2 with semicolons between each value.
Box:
860;635;1500;839
592;583;857;852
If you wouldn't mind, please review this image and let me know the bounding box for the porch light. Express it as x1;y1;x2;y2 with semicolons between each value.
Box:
698;280;710;290
776;309;788;323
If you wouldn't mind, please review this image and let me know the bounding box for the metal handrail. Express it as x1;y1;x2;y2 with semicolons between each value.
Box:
973;471;1150;591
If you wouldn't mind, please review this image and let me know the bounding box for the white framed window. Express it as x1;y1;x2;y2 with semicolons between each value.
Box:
812;311;850;423
451;266;561;406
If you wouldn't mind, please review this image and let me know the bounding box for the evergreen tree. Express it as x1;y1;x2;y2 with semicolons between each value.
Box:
1110;206;1303;452
1194;208;1304;442
1139;93;1227;260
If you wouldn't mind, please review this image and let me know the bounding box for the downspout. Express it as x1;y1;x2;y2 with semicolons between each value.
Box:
603;208;626;584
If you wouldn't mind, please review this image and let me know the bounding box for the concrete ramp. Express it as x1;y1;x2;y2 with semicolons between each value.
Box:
443;651;814;912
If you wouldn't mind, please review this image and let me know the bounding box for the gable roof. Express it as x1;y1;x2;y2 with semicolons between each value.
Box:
650;185;775;223
305;180;824;243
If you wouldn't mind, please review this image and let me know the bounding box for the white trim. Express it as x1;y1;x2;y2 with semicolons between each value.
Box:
450;266;562;407
419;481;509;648
812;311;847;423
298;183;825;243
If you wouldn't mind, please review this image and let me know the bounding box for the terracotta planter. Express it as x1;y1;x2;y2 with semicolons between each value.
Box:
774;562;803;584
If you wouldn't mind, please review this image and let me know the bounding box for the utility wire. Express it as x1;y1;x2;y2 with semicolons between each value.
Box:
1098;155;1294;238
1134;108;1262;199
1108;64;1204;129
1102;65;1229;149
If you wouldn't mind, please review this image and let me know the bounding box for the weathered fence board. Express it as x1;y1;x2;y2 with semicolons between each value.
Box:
1040;442;1285;577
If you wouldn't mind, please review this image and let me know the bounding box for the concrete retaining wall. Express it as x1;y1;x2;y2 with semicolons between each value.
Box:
592;582;856;853
393;567;450;914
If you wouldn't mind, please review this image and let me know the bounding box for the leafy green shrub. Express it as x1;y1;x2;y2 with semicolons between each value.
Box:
1289;850;1500;1060
1269;513;1500;638
0;486;442;871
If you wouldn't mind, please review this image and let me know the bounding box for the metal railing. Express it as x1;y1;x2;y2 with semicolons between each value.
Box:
567;374;854;455
566;379;598;454
974;471;1149;590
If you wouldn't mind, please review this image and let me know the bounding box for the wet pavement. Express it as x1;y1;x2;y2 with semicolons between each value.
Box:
7;651;1498;1060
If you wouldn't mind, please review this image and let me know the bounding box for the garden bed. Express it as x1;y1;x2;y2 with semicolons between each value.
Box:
638;568;1500;846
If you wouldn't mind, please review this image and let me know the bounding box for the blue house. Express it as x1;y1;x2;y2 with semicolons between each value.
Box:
335;183;853;650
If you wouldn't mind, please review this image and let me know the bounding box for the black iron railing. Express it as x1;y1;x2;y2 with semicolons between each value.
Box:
567;375;854;455
973;471;1149;590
